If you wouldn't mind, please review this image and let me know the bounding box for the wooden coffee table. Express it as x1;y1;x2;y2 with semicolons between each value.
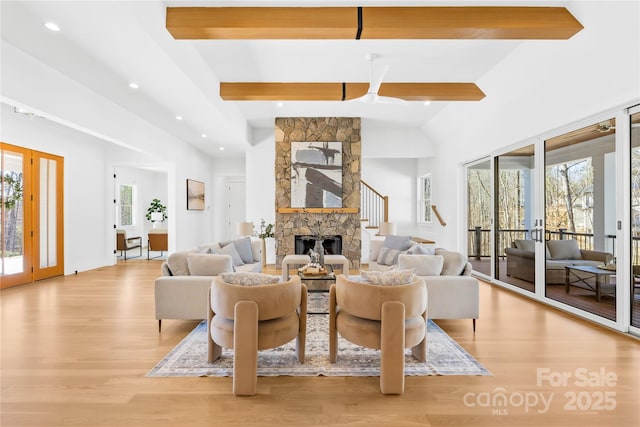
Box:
564;265;616;301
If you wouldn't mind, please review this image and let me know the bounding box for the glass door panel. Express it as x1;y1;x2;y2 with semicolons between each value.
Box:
496;145;536;293
544;120;617;321
466;159;492;277
630;111;640;328
1;143;33;288
34;152;64;281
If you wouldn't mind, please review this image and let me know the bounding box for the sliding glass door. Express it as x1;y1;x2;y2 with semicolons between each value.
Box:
544;120;616;321
466;159;492;277
464;108;640;332
631;111;640;328
496;145;537;293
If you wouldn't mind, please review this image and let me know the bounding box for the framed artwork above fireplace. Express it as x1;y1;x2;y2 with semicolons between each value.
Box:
290;141;342;208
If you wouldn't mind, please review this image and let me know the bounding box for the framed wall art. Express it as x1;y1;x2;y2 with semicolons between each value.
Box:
290;141;342;208
186;179;205;210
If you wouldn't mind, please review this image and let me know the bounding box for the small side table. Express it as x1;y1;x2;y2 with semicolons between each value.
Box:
281;254;350;281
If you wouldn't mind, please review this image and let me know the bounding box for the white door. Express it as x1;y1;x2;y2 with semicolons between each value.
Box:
226;180;246;240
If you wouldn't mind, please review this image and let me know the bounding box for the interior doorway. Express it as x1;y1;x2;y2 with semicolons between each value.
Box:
226;179;246;241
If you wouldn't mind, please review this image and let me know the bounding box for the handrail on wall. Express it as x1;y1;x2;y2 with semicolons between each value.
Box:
431;205;446;227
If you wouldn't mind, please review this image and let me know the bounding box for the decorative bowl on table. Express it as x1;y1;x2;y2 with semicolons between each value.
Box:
298;263;327;276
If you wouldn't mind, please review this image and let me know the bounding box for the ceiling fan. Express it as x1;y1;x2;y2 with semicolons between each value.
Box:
353;54;405;105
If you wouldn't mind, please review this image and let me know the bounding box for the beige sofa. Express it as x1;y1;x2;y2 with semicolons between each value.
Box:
505;239;613;284
154;238;262;332
368;238;479;330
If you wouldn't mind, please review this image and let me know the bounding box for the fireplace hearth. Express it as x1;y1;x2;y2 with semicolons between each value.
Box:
295;235;342;256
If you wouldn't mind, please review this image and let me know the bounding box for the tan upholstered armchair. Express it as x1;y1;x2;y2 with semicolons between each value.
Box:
329;274;428;395
207;274;307;396
115;229;142;260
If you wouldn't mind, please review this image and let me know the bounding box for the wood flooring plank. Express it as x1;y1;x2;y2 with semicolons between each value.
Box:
1;261;638;427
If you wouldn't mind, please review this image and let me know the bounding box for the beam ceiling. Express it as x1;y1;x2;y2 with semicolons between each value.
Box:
166;6;583;40
220;82;486;102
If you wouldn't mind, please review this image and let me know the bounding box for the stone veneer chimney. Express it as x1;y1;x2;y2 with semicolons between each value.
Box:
274;117;361;269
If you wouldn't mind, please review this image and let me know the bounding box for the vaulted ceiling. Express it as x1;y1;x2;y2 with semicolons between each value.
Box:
1;1;584;157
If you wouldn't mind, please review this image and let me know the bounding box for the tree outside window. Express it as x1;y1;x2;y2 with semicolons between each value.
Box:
418;174;432;223
119;184;135;227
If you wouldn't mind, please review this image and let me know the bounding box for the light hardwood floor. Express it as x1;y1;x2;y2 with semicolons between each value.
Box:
1;261;639;427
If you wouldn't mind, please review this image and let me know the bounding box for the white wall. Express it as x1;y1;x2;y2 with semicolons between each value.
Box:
1;103;112;274
246;128;277;263
361;123;434;158
419;0;640;251
1;38;223;270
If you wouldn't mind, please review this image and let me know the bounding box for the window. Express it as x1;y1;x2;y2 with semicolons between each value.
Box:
118;184;135;227
418;174;432;223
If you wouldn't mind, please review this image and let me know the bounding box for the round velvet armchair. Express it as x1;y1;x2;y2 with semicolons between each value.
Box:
329;274;428;394
207;274;307;395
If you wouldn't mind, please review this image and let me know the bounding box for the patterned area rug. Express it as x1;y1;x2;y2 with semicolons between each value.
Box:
147;295;490;377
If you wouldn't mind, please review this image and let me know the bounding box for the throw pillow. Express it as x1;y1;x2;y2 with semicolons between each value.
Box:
398;254;444;276
165;251;191;276
361;269;416;285
435;249;467;276
220;237;254;264
515;239;535;253
377;246;402;266
407;244;436;255
546;239;582;260
219;243;245;266
382;235;412;251
220;272;281;286
186;253;234;276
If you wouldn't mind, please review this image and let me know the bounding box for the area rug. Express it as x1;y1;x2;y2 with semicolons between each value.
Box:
147;295;490;377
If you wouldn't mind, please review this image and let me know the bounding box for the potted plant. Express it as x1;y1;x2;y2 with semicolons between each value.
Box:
146;198;167;228
257;219;274;266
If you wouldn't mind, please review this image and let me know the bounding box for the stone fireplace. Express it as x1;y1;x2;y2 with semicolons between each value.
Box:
274;117;361;269
294;235;342;256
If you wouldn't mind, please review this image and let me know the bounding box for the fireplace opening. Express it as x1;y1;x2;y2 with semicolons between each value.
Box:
295;235;342;256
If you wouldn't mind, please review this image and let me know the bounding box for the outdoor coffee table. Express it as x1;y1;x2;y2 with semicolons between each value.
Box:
564;265;616;301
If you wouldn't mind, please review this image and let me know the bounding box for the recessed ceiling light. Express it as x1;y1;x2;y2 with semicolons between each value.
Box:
44;22;60;32
129;82;139;89
276;102;284;108
219;146;225;151
201;133;207;138
423;100;432;106
175;115;183;121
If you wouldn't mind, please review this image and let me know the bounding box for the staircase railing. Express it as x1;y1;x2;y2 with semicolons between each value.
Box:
361;180;388;229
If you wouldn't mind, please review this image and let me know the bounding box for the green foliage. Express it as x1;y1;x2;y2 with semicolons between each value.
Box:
258;218;274;239
2;171;23;210
145;198;167;221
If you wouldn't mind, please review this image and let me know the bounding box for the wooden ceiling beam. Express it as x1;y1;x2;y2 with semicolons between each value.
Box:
220;83;345;101
167;6;583;40
166;7;357;39
220;82;485;102
360;7;583;40
374;83;486;101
